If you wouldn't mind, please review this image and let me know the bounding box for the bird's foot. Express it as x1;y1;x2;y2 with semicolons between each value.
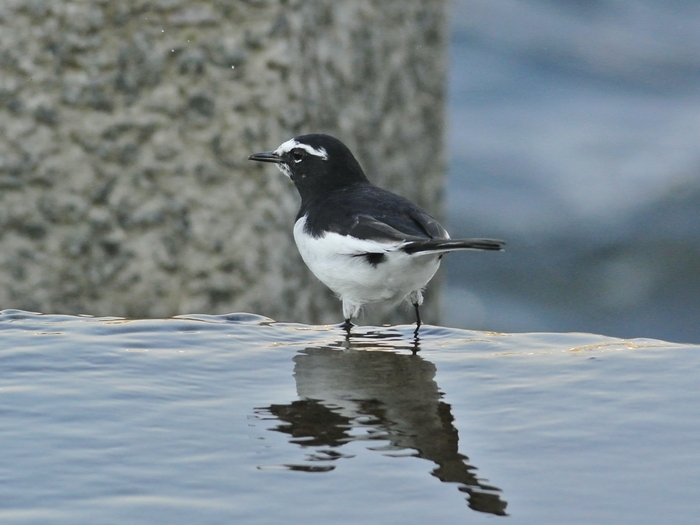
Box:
340;319;354;333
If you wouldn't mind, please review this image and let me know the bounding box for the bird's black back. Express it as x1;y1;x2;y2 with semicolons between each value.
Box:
299;183;449;243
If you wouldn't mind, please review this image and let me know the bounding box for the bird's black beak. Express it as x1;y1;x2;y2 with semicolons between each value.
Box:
248;151;283;164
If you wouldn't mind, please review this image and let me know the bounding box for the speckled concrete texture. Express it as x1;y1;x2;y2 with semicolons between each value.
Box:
0;0;447;324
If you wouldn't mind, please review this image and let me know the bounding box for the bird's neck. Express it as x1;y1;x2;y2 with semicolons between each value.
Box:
296;181;369;220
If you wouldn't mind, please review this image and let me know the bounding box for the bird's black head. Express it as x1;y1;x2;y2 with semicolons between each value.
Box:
248;134;369;203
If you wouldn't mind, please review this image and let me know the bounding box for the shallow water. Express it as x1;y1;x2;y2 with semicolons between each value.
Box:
1;310;698;524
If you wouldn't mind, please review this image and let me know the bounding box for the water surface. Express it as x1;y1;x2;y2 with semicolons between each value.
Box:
1;310;698;524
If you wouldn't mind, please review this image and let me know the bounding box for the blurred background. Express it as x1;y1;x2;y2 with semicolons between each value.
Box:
443;0;700;343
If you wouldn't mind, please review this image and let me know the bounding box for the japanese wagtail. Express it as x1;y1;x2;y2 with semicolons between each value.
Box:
249;134;504;333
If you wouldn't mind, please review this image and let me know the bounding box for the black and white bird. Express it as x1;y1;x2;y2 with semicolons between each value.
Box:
248;134;504;332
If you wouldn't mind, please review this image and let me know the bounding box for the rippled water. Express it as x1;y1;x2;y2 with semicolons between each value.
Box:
1;310;698;524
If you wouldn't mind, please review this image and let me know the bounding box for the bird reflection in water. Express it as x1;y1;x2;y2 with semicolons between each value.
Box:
255;328;507;516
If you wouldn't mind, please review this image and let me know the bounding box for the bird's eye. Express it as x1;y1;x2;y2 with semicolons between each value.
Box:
291;150;305;163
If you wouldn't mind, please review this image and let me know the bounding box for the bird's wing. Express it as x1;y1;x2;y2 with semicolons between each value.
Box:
315;184;496;250
345;214;431;244
407;210;451;240
341;215;504;254
316;184;449;243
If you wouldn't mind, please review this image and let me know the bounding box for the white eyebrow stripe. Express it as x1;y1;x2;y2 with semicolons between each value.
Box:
274;139;328;160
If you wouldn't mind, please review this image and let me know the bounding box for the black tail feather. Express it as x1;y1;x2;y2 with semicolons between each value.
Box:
402;238;505;255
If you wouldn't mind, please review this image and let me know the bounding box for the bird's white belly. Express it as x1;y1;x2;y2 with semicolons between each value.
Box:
293;217;441;306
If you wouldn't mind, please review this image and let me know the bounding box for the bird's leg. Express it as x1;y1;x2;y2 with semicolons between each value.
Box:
413;303;422;335
341;318;354;333
409;290;424;335
341;300;359;335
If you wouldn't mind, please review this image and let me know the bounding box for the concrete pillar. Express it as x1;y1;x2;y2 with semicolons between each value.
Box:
0;0;447;325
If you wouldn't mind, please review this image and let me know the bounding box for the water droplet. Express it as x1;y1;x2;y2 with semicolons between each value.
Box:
231;66;235;69
161;29;165;33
